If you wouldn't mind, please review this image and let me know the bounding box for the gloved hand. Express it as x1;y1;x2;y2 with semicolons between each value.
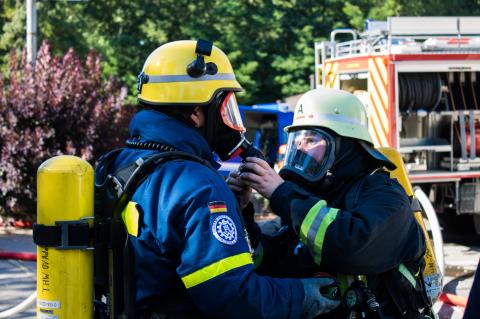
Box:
300;278;341;319
239;157;284;199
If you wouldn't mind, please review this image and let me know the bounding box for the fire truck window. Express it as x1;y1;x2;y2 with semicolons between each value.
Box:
340;78;367;93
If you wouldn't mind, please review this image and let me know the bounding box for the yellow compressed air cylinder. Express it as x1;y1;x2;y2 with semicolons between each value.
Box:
378;148;442;302
36;155;94;318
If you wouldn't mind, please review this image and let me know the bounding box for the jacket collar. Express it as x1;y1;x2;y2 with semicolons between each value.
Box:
129;109;219;168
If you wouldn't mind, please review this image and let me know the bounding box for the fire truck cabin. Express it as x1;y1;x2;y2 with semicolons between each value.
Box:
315;16;480;233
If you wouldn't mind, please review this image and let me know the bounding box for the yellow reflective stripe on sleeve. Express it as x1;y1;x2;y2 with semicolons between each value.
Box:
299;200;339;265
181;252;253;289
300;200;327;244
312;209;338;265
121;201;140;237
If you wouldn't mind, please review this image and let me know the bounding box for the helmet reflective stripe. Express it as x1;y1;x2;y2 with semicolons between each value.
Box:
147;73;237;83
310;113;365;128
138;40;242;105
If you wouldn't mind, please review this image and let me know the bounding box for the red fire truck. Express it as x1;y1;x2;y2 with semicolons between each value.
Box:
315;16;480;241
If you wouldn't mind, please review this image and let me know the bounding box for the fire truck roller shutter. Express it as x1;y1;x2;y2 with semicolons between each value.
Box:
399;73;442;111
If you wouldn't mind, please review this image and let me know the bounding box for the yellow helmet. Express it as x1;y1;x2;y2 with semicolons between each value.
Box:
137;40;242;106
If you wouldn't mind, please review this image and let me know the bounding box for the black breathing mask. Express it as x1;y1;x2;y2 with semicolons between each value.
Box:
279;128;336;185
204;91;258;161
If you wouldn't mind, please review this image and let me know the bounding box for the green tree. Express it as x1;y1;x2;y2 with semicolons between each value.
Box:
0;0;25;72
2;0;480;105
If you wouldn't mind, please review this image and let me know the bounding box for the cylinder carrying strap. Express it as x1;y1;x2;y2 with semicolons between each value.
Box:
398;263;417;288
33;219;93;250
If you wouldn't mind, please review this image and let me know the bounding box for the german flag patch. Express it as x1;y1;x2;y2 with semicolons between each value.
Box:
208;201;228;213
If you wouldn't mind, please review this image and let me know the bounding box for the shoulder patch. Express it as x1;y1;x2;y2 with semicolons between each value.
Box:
211;214;237;245
208;201;228;214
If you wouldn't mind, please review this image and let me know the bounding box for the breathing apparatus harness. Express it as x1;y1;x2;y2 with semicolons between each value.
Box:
340;171;434;319
276;135;434;318
93;139;215;319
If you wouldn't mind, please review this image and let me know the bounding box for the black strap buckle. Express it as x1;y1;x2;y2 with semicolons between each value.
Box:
33;217;94;250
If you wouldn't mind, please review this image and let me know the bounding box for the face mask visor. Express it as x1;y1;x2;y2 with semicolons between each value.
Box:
281;128;336;183
219;91;245;132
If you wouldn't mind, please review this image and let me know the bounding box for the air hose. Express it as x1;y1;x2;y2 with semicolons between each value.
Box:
438;292;468;308
0;292;36;318
399;73;442;111
0;251;36;261
0;252;37;318
438;269;476;308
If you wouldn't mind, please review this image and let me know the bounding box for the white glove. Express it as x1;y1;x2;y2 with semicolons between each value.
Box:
300;278;341;318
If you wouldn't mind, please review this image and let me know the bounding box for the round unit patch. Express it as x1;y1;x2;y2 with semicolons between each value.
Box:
212;215;237;245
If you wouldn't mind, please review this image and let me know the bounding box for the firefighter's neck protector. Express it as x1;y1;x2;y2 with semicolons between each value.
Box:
205;91;247;161
279;128;336;184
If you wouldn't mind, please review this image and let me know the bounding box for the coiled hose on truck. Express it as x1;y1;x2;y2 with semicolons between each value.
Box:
399;73;442;111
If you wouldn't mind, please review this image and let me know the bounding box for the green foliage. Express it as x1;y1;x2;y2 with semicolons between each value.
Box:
0;42;134;220
2;0;480;104
1;0;480;219
0;0;25;72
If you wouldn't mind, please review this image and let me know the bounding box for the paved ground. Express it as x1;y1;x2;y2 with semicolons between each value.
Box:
0;230;36;318
434;231;480;319
0;226;479;318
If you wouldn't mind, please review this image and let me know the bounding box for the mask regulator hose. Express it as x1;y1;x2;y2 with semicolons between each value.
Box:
238;139;267;173
239;139;266;161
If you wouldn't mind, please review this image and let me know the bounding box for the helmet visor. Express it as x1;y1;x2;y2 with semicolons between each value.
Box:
283;129;335;182
219;92;245;132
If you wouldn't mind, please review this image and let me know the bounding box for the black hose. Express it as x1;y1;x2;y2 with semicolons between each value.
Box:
399;73;442;111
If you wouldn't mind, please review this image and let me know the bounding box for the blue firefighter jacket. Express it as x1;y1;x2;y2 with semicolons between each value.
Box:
110;110;304;318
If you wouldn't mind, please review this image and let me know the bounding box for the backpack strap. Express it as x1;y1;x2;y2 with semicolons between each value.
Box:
346;169;434;318
94;149;214;319
119;151;215;204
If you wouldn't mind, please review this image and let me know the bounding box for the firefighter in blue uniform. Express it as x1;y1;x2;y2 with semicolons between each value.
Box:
104;41;340;318
229;88;430;318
